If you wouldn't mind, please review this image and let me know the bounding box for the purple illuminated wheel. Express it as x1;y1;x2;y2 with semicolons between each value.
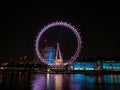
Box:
35;21;82;66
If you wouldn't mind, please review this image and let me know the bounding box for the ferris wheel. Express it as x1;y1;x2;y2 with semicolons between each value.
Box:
35;21;82;67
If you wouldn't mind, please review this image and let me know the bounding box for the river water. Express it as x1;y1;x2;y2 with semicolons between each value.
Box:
0;72;120;90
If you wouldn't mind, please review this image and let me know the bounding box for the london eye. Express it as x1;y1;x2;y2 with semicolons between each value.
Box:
35;21;82;67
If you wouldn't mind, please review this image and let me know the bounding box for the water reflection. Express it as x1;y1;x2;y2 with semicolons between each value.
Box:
54;74;62;90
31;74;46;90
0;72;30;90
31;74;63;90
31;74;120;90
0;72;120;90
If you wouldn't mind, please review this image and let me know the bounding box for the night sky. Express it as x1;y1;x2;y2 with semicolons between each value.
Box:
1;2;120;60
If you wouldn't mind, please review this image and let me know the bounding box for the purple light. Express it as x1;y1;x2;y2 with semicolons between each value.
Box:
31;74;45;90
35;21;82;66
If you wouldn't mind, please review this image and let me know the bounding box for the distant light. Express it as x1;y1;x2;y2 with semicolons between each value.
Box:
47;68;50;72
44;39;47;43
0;67;4;69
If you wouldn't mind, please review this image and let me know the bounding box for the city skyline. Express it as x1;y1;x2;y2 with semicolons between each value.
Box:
1;2;120;90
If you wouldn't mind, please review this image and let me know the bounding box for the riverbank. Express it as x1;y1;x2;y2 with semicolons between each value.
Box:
37;70;120;75
0;68;120;75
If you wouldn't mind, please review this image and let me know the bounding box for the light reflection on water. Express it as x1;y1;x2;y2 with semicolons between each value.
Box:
31;74;46;90
0;72;30;90
0;72;120;90
54;74;63;90
31;74;120;90
31;74;63;90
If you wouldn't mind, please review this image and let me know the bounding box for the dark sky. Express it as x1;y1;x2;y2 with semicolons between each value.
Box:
1;2;120;60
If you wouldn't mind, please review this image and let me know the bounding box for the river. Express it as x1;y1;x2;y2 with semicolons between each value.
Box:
0;72;120;90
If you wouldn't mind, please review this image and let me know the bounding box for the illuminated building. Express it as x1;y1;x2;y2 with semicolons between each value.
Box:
43;47;55;66
70;61;120;70
54;43;63;66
